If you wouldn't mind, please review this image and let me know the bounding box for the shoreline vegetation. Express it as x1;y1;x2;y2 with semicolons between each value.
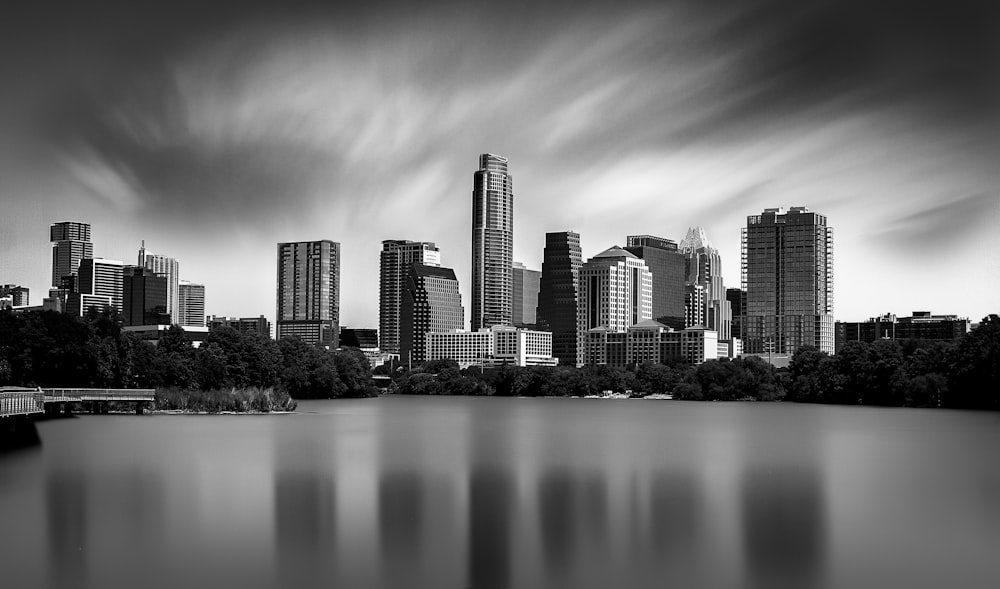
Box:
1;309;997;412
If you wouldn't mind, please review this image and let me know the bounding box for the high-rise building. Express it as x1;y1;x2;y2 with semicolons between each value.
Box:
577;246;653;366
726;287;746;342
139;243;180;325
680;226;732;340
536;231;583;368
511;262;541;328
276;240;341;346
471;153;513;330
50;221;93;289
0;285;29;307
380;240;441;354
742;207;834;355
625;235;686;330
77;258;124;314
122;266;169;326
400;264;464;365
178;280;206;327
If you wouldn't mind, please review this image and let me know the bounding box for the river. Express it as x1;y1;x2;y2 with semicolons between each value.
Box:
1;397;998;588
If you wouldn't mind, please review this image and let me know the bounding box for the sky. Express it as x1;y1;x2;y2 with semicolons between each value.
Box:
0;0;997;329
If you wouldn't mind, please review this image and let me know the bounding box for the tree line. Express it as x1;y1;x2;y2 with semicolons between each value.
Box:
0;309;377;400
383;314;999;410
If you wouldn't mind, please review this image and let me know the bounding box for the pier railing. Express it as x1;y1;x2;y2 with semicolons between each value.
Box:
0;388;45;418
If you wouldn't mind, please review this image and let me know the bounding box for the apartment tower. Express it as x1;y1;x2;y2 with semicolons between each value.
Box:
536;231;583;367
276;240;341;346
139;242;180;325
178;280;206;327
471;153;513;330
380;240;441;354
742;207;834;355
50;221;93;290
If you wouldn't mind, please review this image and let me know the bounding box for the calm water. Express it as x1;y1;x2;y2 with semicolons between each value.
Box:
1;397;999;589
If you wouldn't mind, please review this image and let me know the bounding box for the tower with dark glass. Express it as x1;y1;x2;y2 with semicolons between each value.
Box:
536;231;582;367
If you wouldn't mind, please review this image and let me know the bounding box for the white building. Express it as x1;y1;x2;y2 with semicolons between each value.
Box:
577;246;653;366
425;326;557;369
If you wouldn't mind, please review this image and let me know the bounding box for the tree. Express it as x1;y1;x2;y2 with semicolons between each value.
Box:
947;315;1000;409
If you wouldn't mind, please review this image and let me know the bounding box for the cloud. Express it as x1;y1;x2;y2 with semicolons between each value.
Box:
874;192;999;252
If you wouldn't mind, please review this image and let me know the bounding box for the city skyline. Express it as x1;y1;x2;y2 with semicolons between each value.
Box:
0;1;996;329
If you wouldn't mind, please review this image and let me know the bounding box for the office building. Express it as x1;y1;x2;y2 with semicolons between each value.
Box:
742;207;834;354
380;240;441;354
122;266;169;326
583;320;719;367
680;226;732;340
577;246;653;366
138;243;180;324
0;285;29;307
835;311;970;353
400;264;464;365
50;221;93;290
340;328;379;349
425;325;557;369
77;258;124;314
536;231;583;367
276;240;340;346
471;153;513;330
625;235;686;329
512;262;541;327
64;293;113;317
727;287;746;342
178;280;205;327
207;315;272;338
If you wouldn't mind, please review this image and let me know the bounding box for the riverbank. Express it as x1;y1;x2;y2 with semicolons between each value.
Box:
155;386;297;413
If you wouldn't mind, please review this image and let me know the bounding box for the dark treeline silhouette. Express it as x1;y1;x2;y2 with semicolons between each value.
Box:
0;309;377;408
382;315;999;410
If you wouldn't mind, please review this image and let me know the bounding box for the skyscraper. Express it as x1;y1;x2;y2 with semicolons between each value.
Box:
50;221;93;290
380;240;441;354
680;226;732;340
400;264;464;365
536;231;582;367
471;153;513;330
77;257;124;313
276;240;341;346
178;280;206;327
122;266;169;326
625;235;686;329
742;207;834;355
139;243;180;325
511;262;541;328
577;246;653;366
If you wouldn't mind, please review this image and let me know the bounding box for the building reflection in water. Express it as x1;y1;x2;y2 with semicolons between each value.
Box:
741;465;827;589
647;468;703;585
538;468;575;570
378;469;424;586
468;465;512;589
47;469;87;589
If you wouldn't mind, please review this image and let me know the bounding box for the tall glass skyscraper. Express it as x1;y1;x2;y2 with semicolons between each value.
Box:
380;240;441;354
742;207;834;355
139;242;180;325
536;231;582;367
680;226;731;340
50;221;93;290
625;235;686;330
471;153;513;330
276;240;341;347
400;264;464;365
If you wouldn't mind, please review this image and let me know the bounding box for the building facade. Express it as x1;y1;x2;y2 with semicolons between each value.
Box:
139;242;180;325
400;264;464;365
207;315;272;338
276;240;340;346
680;226;732;341
425;326;556;369
577;246;653;367
726;287;746;342
77;258;124;314
471;153;513;330
582;320;719;367
0;285;29;307
123;266;169;326
536;231;583;369
742;207;834;354
178;280;206;327
50;221;93;291
379;240;441;354
835;311;970;353
625;235;686;329
512;261;541;327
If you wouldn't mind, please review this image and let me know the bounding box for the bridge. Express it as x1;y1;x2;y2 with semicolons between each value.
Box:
1;387;156;418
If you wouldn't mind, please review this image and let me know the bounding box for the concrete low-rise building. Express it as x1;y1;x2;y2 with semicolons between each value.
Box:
583;320;719;367
425;326;557;369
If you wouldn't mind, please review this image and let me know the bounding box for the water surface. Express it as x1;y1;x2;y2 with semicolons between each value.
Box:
1;397;998;588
